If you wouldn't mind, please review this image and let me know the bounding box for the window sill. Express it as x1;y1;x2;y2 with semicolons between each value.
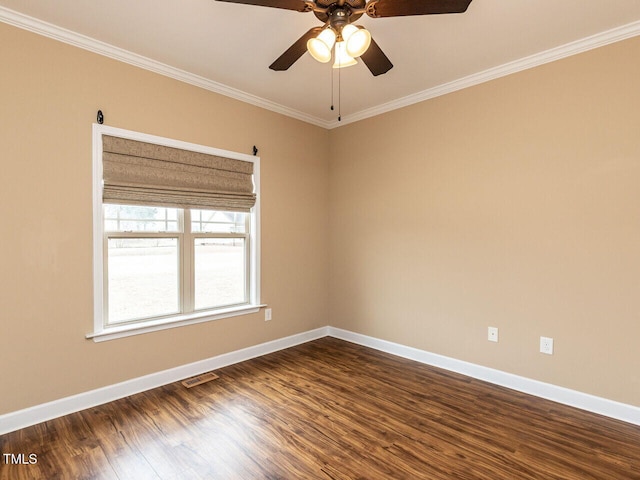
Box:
86;304;267;343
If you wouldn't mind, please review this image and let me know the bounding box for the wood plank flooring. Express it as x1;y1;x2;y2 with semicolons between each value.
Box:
1;337;639;479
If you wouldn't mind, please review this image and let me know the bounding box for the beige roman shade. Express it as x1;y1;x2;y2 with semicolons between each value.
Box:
102;135;256;212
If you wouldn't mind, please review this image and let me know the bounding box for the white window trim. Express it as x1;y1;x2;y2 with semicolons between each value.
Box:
88;124;262;342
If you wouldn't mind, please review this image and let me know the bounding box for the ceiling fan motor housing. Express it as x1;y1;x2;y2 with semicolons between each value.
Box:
314;0;366;24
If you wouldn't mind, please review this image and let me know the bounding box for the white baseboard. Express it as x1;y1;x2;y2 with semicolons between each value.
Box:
0;327;329;435
2;325;639;436
328;327;640;426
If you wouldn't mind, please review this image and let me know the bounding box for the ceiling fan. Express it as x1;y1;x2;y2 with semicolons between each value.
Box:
216;0;473;76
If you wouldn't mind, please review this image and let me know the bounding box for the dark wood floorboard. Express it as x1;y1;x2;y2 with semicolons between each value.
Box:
1;337;639;479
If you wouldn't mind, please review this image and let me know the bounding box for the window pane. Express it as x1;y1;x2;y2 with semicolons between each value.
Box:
107;238;179;323
191;210;246;233
194;238;246;310
104;204;179;232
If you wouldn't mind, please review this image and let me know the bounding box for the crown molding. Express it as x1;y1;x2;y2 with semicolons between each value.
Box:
331;19;640;128
0;6;333;129
2;6;639;131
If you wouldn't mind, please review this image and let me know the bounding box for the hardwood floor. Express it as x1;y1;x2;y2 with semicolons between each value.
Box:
1;337;639;479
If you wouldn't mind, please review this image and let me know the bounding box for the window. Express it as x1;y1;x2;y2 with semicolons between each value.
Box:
90;126;261;341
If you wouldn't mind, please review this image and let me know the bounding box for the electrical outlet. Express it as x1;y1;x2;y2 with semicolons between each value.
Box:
540;336;553;355
488;327;499;342
265;308;272;321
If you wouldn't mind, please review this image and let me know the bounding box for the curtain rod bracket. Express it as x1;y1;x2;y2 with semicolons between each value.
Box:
252;146;258;156
97;110;104;124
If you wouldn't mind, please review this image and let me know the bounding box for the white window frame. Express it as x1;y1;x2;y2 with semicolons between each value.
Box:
88;124;262;342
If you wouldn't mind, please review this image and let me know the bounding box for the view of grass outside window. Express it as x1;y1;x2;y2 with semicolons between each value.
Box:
104;205;249;325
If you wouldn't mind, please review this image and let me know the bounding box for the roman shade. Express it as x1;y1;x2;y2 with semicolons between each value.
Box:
102;135;256;212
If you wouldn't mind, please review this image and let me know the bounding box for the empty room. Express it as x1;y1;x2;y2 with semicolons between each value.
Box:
1;1;640;478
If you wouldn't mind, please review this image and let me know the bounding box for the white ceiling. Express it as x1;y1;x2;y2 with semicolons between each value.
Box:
2;0;640;128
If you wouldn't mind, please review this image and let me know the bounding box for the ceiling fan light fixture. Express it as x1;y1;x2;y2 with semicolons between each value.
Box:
307;28;336;63
342;24;372;58
333;41;358;68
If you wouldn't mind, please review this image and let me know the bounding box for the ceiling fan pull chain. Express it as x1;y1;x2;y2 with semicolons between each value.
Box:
330;65;334;112
338;58;342;122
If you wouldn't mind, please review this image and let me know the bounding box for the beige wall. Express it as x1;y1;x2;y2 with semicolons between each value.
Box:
0;23;329;415
2;19;639;417
329;37;640;406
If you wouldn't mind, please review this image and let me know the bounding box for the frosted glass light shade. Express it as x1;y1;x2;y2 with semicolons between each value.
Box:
342;24;371;58
307;28;336;63
333;41;358;68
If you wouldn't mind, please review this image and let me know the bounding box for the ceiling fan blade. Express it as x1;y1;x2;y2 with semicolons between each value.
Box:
366;0;472;18
360;37;393;76
216;0;311;12
269;27;323;71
